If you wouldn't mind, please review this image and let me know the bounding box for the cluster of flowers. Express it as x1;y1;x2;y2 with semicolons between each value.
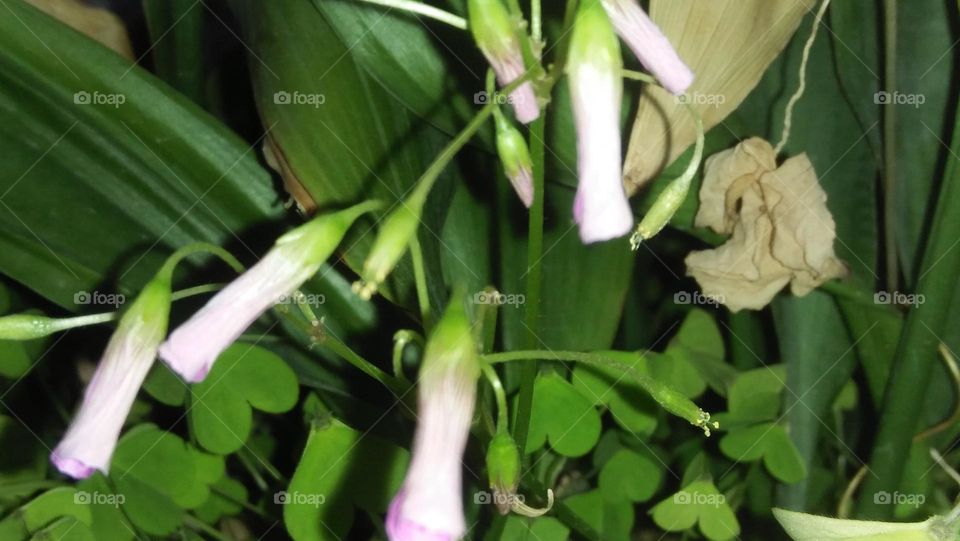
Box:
32;1;691;539
473;0;693;244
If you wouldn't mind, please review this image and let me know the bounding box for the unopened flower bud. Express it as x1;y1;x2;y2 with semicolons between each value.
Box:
494;115;534;208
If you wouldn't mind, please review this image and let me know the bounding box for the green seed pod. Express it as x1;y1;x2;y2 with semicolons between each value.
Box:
486;431;521;514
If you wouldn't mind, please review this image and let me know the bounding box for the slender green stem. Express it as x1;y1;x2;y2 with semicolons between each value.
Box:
856;89;960;518
481;364;509;432
486;350;716;434
236;448;269;491
882;0;899;293
170;283;226;301
513;110;547;454
348;0;467;29
322;332;408;395
408;236;432;329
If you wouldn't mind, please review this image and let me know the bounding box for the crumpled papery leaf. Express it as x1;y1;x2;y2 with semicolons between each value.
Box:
623;0;809;194
685;138;847;312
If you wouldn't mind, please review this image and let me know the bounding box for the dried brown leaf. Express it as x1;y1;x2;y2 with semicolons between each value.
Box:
685;137;847;312
623;0;810;195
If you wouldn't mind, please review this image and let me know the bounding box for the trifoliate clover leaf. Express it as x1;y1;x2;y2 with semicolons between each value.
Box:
719;422;806;483
651;480;740;541
526;372;601;457
189;343;299;454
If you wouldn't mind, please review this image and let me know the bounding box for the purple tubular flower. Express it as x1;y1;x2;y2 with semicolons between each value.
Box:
386;296;480;541
602;0;694;95
491;59;539;124
51;277;171;479
468;0;539;124
569;0;634;243
159;202;379;383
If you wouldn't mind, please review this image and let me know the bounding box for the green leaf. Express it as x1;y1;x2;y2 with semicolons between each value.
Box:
190;343;299;454
773;292;856;507
719;423;807;484
284;419;408;541
497;516;571;541
0;0;284;308
725;365;787;424
110;425;218;535
598;449;662;503
0;487;91;539
525;372;601;457
73;476;133;541
312;0;476;139
143;0;205;104
499;184;635;351
194;476;248;524
142;363;186;407
564;490;634;541
572;354;658;437
651;480;740;541
666;309;738;396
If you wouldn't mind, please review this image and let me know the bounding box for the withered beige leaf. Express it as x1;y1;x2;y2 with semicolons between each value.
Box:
26;0;134;60
685;137;847;312
623;0;810;195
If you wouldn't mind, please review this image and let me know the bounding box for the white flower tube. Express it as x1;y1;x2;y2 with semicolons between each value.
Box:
159;202;379;382
51;276;171;479
569;0;633;244
602;0;694;95
386;296;480;541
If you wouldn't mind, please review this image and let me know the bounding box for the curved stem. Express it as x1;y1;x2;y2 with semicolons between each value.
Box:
481;363;509;433
392;330;423;381
408;236;432;329
348;0;467;29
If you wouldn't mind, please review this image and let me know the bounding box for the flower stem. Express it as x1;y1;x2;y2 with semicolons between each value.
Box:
346;0;467;29
512;107;547;454
485;350;716;435
481;363;509;432
882;0;899;293
408;236;432;329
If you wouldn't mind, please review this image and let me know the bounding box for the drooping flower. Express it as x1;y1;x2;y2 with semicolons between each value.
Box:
468;0;539;124
568;0;633;244
601;0;694;95
386;295;480;541
494;114;534;208
159;201;379;382
51;274;172;479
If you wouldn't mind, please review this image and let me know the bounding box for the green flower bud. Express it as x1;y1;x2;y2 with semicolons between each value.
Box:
0;313;58;340
486;432;521;514
467;0;517;60
494;115;534;208
354;196;424;300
